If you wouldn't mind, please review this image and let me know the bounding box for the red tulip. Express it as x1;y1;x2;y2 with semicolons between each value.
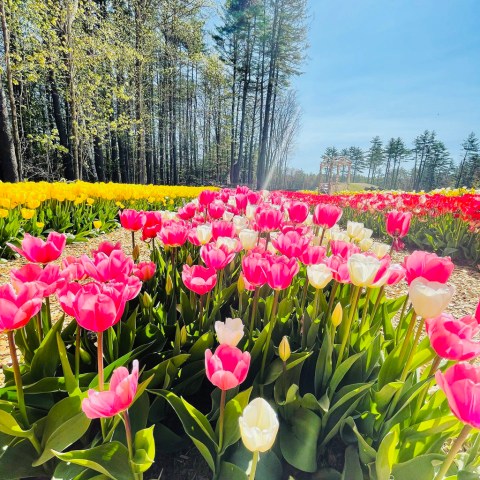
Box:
200;243;235;270
313;204;342;228
426;313;480;361
141;211;163;240
82;360;139;419
8;232;66;264
436;363;480;429
242;252;269;287
330;240;360;260
298;246;326;265
133;261;156;282
199;189;217;206
182;265;217;295
72;282;127;332
235;194;248;212
286;201;309;224
386;210;412;238
10;263;64;298
255;206;283;232
205;344;250;391
119;209;146;231
157;221;188;247
247;191;262;205
211;220;236;240
271;231;310;258
0;284;43;332
403;250;454;285
83;249;134;283
266;255;299;290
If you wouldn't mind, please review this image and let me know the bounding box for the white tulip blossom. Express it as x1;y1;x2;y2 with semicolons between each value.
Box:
214;317;244;346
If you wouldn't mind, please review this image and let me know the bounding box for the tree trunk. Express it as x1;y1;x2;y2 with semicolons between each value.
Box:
0;73;18;181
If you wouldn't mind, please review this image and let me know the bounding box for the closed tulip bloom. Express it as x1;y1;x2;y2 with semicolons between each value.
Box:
386;210;412;238
278;336;291;362
233;215;249;234
371;242;390;259
266;255;299;290
242;252;269;287
177;202;197;220
215;317;244;346
235;194;248;212
10;263;64;298
408;278;455;319
205;344;250;391
119;209;146;231
347;253;382;287
216;236;242;253
435;363;480;429
196;224;213;245
0;284;43;332
57;282;81;317
72;282;127;332
403;250;454;285
8;232;66;264
157;221;188;247
359;238;374;252
82;360;139;419
330;240;360;260
307;264;333;289
331;303;343;327
271;231;310;258
325;255;351;283
239;398;279;453
426;313;480;361
245;204;257;221
299;245;326;265
239;228;258;251
346;221;365;240
198;189;217;206
255;206;283;232
133;261;156;282
287;201;309;224
182;264;217;295
200;243;236;270
208;200;226;219
313;204;342;228
141;211;162;240
211;220;236;240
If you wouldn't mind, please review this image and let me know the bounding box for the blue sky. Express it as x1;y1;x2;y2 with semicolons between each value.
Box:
290;0;480;173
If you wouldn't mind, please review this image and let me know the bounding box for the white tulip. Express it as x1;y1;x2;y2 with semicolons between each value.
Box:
347;221;364;239
233;215;249;234
359;238;374;252
371;242;390;259
347;253;381;287
408;278;455;319
223;211;234;222
246;204;257;221
307;264;333;289
330;231;350;242
239;398;279;453
196;224;212;245
239;229;258;251
214;317;244;346
305;214;313;226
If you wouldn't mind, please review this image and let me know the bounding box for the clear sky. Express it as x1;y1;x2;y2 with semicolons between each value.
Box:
291;0;480;173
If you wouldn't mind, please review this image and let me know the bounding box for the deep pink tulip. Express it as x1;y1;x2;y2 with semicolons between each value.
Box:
403;250;454;285
57;282;81;317
211;220;236;240
157;221;188;247
8;232;66;264
266;255;299;290
271;231;310;258
436;362;480;429
386;264;406;285
133;261;156;282
313;204;342;228
141;211;163;240
187;228;202;246
208;200;226;220
426;313;480;361
10;263;64;298
247;191;262;205
371;254;392;285
82;360;139;419
92;241;122;257
205;344;250;391
386;210;412;238
200;243;235;270
325;255;351;283
177;202;197;220
330;240;360;260
60;256;88;282
83;250;134;283
476;300;480;322
280;224;311;236
72;282;127;332
119;209;146;231
255;206;283;232
235;194;248;212
242;252;269;287
299;246;326;265
199;189;217;206
0;284;43;332
286;201;309;224
182;265;217;295
236;185;250;195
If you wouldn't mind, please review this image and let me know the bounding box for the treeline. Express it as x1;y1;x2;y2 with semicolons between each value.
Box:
283;131;480;192
0;0;306;188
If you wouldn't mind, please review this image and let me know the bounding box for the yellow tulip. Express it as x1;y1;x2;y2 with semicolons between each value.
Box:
93;220;102;229
0;208;8;218
21;208;35;220
36;222;45;229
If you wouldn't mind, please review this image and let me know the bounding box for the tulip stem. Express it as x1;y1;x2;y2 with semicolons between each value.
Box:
122;410;141;480
218;389;226;452
75;324;81;380
248;288;260;345
35;313;43;343
97;332;104;391
131;231;135;251
412;355;441;422
260;290;280;384
198;294;205;333
398;308;415;362
249;450;259;480
45;296;52;332
400;315;424;382
7;331;29;428
434;424;472;480
337;286;361;365
370;285;385;320
319;227;325;246
326;281;339;322
395;297;410;344
358;287;371;335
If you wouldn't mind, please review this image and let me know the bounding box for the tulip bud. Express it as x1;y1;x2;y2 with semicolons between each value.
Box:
141;291;153;309
132;245;140;262
237;273;245;294
278;336;291;362
166;273;173;295
180;325;187;346
186;253;193;266
331;303;343;327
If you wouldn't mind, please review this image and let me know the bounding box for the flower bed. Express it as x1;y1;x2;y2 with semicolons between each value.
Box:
1;186;479;480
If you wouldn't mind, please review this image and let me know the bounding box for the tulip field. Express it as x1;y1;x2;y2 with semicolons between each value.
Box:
1;184;480;480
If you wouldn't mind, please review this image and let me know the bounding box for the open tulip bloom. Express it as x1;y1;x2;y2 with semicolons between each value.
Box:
8;232;66;264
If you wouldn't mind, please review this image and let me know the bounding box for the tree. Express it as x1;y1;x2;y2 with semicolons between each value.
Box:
456;132;480;188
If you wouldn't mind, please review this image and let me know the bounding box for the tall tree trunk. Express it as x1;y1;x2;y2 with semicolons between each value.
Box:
0;73;18;181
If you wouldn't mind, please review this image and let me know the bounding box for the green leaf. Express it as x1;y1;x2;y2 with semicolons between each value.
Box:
391;454;445;480
132;426;155;473
218;461;247;480
0;409;35;439
341;445;364;480
263;352;311;386
376;427;399;480
56;333;80;396
373;382;403;412
33;395;91;466
0;437;45;480
280;407;321;473
330;352;365;396
344;417;377;465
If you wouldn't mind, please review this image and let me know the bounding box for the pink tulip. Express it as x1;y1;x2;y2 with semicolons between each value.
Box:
205;344;250;391
475;300;480;322
235;194;248;212
182;265;217;295
436;362;480;429
119;209;146;231
141;211;163;240
199;189;217;206
83;250;134;283
325;255;351;283
200;243;235;270
110;275;142;302
72;282;127;332
330;240;360;260
208;201;226;220
92;241;122;257
271;231;310;258
313;204;342;228
385;264;406;285
0;284;43;332
403;250;454;285
133;261;156;282
8;232;66;264
211;220;236;240
247;191;262;205
266;255;299;290
60;256;88;282
177;202;197;220
286;201;309;224
82;360;139;419
255;206;283;232
386;210;412;238
10;263;64;298
299;246;326;265
57;282;81;317
157;221;188;247
242;252;269;287
426;313;480;361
